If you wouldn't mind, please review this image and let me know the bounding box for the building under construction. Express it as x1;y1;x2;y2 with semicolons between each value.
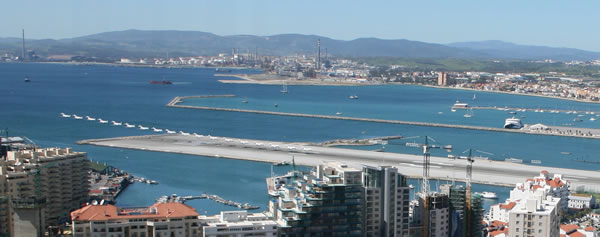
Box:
440;184;484;237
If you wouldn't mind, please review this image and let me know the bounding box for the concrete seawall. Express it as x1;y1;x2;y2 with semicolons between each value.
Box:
166;96;600;140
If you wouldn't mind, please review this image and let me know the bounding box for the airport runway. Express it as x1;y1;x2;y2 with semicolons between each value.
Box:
78;134;600;191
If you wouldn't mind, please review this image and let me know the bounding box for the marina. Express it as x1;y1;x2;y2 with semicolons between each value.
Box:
77;134;600;192
156;194;260;210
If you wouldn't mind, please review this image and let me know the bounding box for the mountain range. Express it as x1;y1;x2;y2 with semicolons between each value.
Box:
1;29;599;61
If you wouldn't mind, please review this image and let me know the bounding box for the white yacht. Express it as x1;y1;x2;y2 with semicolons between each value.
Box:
98;119;108;124
480;192;498;199
73;115;83;120
504;117;523;129
60;112;71;118
85;116;96;121
152;127;163;132
165;129;176;134
111;121;122;126
179;131;190;136
124;123;135;128
138;125;149;130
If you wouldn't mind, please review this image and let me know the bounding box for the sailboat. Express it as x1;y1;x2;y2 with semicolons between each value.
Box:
280;81;288;93
464;108;473;118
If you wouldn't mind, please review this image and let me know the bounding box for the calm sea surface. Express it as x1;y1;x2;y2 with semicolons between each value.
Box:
1;63;597;213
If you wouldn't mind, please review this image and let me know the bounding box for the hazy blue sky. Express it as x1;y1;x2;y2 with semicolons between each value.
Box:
2;0;599;51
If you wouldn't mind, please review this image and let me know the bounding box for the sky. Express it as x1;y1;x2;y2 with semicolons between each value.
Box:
2;0;600;51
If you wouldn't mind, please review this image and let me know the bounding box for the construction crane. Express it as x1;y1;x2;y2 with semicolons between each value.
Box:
399;136;453;237
462;148;493;237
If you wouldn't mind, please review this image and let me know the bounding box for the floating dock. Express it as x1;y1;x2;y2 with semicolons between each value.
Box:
157;193;259;210
166;96;600;140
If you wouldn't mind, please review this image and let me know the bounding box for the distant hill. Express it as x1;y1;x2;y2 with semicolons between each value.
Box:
2;30;599;61
447;40;600;61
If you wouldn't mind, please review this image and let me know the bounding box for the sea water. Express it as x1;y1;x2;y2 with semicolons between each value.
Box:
1;63;597;214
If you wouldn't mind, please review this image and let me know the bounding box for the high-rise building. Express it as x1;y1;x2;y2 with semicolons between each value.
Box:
362;165;410;237
0;147;89;237
437;72;447;86
409;193;450;237
440;184;484;237
270;161;363;237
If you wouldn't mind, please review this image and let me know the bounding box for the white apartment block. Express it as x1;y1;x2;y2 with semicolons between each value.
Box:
507;196;560;237
568;194;596;209
199;210;277;237
509;171;569;212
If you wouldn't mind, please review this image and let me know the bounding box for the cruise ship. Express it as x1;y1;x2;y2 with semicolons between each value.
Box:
504;117;523;129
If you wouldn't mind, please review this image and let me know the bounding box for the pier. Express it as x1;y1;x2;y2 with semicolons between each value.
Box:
78;134;600;192
157;194;259;210
166;96;600;140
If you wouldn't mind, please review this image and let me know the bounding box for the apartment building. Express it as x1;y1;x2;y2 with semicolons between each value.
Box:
361;165;410;237
507;196;560;237
70;202;202;237
0;147;89;237
199;210;277;237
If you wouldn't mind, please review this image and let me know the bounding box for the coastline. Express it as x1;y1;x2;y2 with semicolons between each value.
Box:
423;85;600;105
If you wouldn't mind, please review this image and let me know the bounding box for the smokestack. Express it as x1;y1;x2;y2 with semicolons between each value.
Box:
22;29;25;60
317;39;321;70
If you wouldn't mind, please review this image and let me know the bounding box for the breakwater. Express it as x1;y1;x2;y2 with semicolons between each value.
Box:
166;96;600;140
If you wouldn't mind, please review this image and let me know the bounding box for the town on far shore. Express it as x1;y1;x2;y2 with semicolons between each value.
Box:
5;45;600;103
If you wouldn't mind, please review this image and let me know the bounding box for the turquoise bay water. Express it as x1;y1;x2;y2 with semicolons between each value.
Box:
0;63;597;214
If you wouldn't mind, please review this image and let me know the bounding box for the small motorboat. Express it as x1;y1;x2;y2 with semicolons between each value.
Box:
124;123;135;128
179;131;190;136
165;129;176;134
480;192;498;199
85;116;96;121
138;125;149;130
98;119;108;124
152;127;163;132
60;113;71;118
73;115;83;120
111;121;122;126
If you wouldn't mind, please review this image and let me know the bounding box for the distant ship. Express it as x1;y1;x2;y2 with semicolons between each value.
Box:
452;101;468;108
504;117;523;129
149;80;172;85
349;95;359;99
24;76;30;82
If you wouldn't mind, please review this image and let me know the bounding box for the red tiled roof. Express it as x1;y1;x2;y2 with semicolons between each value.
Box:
491;220;508;227
500;202;516;210
71;203;199;221
561;224;579;232
585;226;595;231
541;170;549;174
546;178;564;188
